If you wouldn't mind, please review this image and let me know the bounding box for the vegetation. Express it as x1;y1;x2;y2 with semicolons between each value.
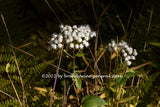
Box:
0;0;160;107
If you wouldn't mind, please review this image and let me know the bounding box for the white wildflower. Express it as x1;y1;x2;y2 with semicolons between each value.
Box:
123;52;127;57
51;44;57;49
126;61;132;66
58;44;63;48
80;44;84;49
75;44;79;49
70;43;74;48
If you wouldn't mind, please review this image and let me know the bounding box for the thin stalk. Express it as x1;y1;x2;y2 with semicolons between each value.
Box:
63;79;66;107
8;44;71;74
6;72;22;106
1;14;28;107
0;90;20;103
73;84;80;106
44;0;62;24
49;47;63;107
73;48;76;72
108;51;112;107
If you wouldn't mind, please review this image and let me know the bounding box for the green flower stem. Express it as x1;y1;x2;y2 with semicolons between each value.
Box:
73;48;76;72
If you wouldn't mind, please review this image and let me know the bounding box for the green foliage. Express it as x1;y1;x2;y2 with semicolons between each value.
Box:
0;46;56;106
81;95;106;107
116;71;139;87
72;72;82;89
116;96;136;103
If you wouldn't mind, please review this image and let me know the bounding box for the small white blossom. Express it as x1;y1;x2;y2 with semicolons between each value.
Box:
53;34;57;38
85;36;89;41
78;38;82;42
127;47;133;55
111;40;116;47
126;61;132;66
66;39;70;43
73;25;77;29
58;38;63;43
131;56;135;60
123;52;127;57
107;40;138;66
133;49;138;56
58;44;63;48
75;44;79;49
113;46;118;51
70;43;74;48
54;39;58;44
51;44;57;49
80;44;84;49
84;42;89;47
121;49;125;53
51;37;54;41
125;56;131;61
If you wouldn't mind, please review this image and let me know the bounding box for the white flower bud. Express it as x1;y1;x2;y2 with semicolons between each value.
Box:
125;56;131;61
124;44;129;49
54;39;58;44
121;49;125;53
123;52;127;57
113;46;117;51
73;25;77;29
75;44;79;49
126;61;132;66
51;37;54;41
70;43;74;48
111;40;116;47
59;24;64;29
85;36;89;41
58;44;63;48
80;44;84;49
66;39;70;43
108;43;111;47
53;34;57;38
78;38;82;42
131;56;135;60
85;42;89;47
59;34;63;39
133;49;138;56
51;44;57;49
69;37;73;42
72;32;76;37
64;31;69;35
91;31;96;38
127;47;133;54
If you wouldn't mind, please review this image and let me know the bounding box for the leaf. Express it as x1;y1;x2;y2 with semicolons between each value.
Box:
125;72;136;78
111;47;121;60
34;87;47;92
63;49;73;58
6;63;10;73
72;72;82;89
116;71;138;87
76;53;85;57
116;96;136;103
100;93;107;99
81;95;106;107
116;77;127;87
131;62;151;71
150;42;160;46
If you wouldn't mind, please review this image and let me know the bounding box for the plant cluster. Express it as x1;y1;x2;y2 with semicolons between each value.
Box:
107;40;138;66
48;24;96;50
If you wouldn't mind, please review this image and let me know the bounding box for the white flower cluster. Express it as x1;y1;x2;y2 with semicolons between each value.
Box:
107;40;138;66
48;33;63;49
48;24;96;50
